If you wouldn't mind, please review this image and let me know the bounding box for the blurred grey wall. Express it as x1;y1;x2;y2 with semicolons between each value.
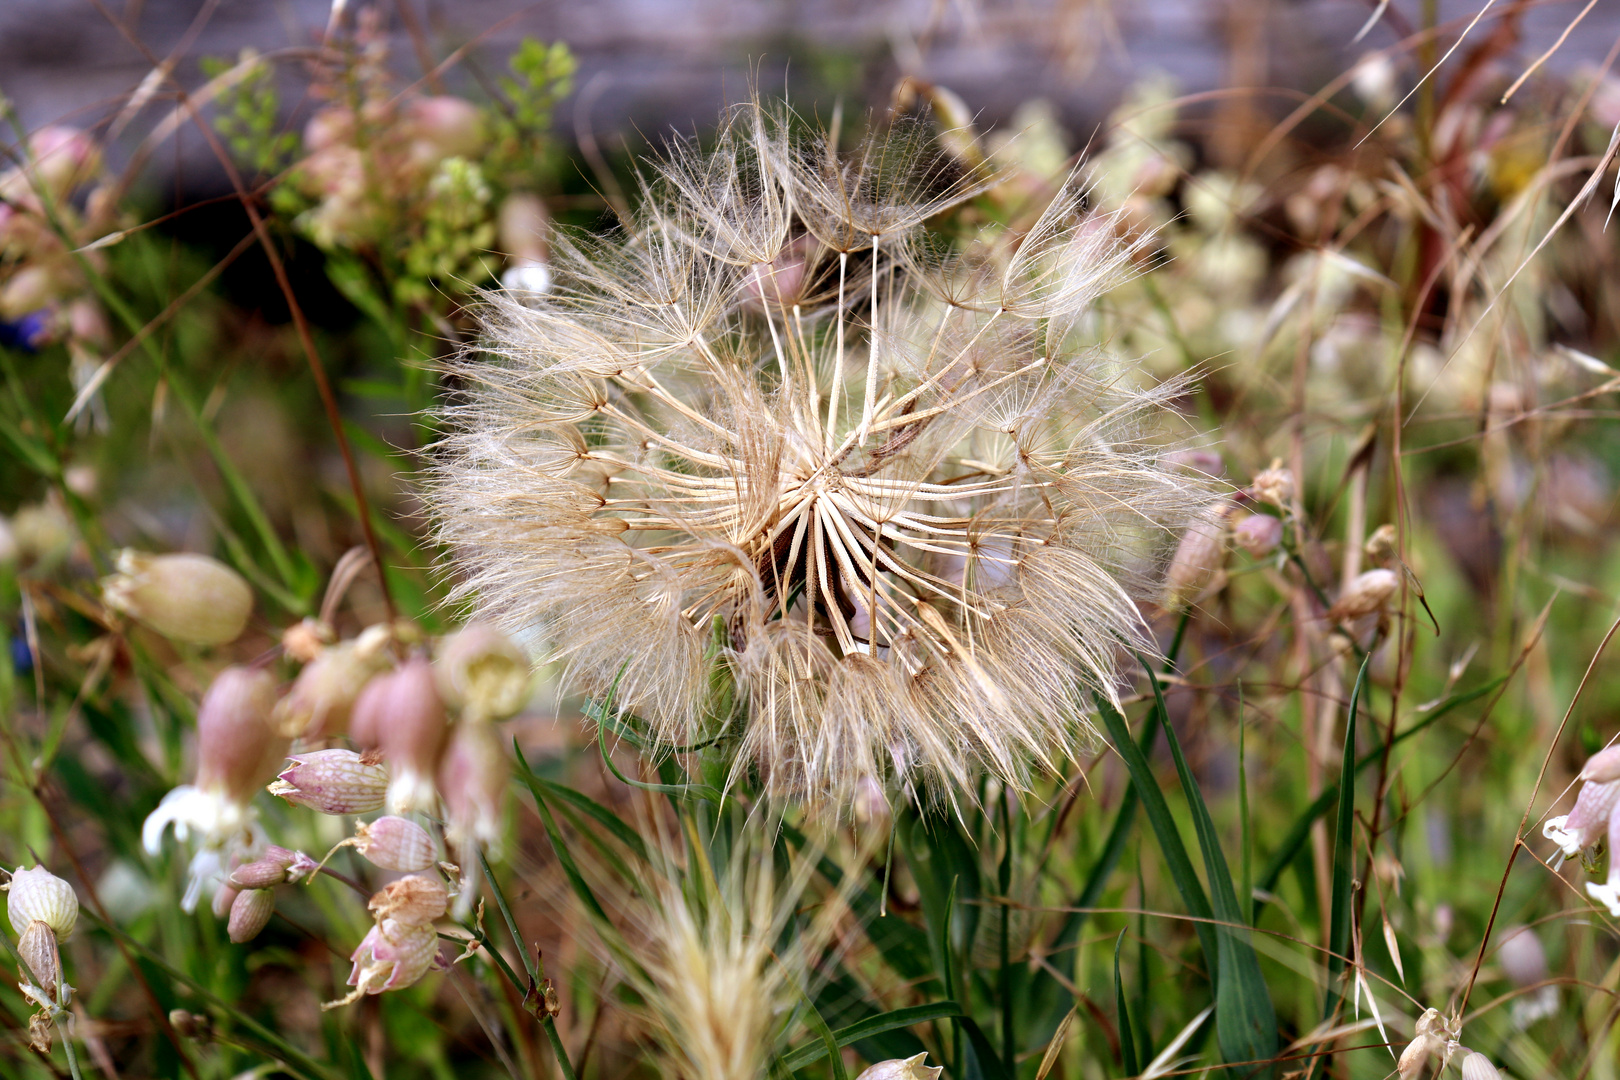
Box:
2;0;1614;193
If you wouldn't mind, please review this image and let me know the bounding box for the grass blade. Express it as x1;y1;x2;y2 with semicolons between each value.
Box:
777;1002;963;1072
1115;930;1141;1077
1324;651;1375;1023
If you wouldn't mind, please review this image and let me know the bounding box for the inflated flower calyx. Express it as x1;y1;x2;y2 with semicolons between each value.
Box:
1232;512;1282;557
102;549;253;646
439;720;509;854
1163;502;1231;610
6;866;78;940
1330;568;1399;621
371;657;449;814
349;816;436;872
434;623;530;720
212;882;239;920
1459;1052;1503;1080
228;889;275;943
196;667;287;806
855;1054;943;1080
273;639;391;738
368;874;448;926
1580;744;1620;784
229;846;318;889
269;749;388;815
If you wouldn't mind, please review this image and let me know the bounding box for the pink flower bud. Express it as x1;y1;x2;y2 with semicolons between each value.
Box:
369;658;449;814
330;918;439;1006
368;874;448;926
229;848;314;889
434;624;530;720
439;720;509;852
1581;745;1620;784
7;866;78;940
1163;504;1230;609
1496;925;1548;989
1330;568;1399;621
103;549;253;646
405;96;485;162
1232;513;1282;557
211;882;239;920
303;106;354;153
273;641;390;739
195;667;287;806
269;749;388;815
354;817;436;872
855;1053;943;1080
228;889;275;943
17;920;63;1000
497;193;550;265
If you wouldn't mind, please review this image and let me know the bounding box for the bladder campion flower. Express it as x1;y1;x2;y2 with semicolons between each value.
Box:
429;101;1202;804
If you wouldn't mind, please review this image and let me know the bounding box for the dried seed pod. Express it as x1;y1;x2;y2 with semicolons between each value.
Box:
327;918;440;1007
368;874;448;926
102;549;253;646
354;817;436;872
7;866;78;940
370;658;449;814
1329;568;1399;621
855;1054;944;1080
17;920;62;1000
273;641;390;739
196;667;287;806
434;624;530;720
1251;461;1295;507
1163;503;1230;610
439;720;509;852
269;749;388;815
227;888;275;943
1232;512;1282;557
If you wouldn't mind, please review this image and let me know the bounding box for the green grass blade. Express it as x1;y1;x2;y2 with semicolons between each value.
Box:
514;757;649;862
1324;651;1374;1023
1114;930;1140;1077
1093;693;1217;967
958;1016;1014;1080
513;741;614;926
1144;665;1278;1075
778;1003;963;1073
1252;675;1505;916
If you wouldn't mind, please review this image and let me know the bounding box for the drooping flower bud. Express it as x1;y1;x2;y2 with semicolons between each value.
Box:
1232;513;1282;557
1329;568;1399;621
854;1053;944;1080
1251;461;1295;507
7;866;78;940
211;882;239;920
1163;503;1230;610
229;846;317;889
326;917;440;1008
369;658;449;814
1580;744;1620;784
227;888;275;943
353;817;436;872
368;874;448;926
269;749;388;815
273;641;390;739
196;667;287;806
434;624;530;720
439;720;509;854
103;549;253;646
17;920;64;1001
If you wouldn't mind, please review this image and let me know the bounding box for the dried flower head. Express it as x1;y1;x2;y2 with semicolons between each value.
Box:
326;917;441;1009
856;1054;944;1080
16;920;64;1002
368;873;449;925
429;100;1201;804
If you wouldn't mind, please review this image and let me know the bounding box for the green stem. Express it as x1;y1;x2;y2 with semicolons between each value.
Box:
58;1014;84;1080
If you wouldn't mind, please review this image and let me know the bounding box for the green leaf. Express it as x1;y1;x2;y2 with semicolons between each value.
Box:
513;740;613;926
1145;665;1278;1076
778;1002;963;1072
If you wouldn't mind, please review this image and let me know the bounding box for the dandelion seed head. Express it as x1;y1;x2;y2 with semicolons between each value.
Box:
429;100;1206;806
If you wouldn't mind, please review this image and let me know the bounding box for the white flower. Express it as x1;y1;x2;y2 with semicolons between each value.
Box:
141;785;260;912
